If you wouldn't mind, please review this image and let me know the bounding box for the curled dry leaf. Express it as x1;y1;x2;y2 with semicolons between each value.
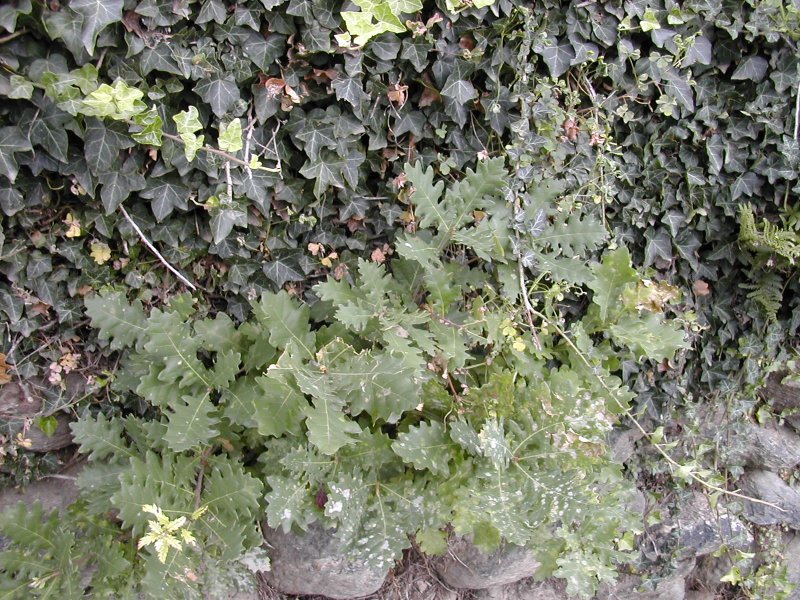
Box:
693;279;711;296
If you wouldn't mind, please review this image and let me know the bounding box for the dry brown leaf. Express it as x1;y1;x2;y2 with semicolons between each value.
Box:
387;83;409;107
693;279;711;296
0;353;11;386
418;87;441;108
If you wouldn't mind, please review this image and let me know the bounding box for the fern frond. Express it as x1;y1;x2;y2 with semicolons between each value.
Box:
739;204;800;263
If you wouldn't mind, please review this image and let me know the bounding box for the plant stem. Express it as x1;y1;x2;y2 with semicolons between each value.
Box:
0;29;28;45
119;205;198;291
529;306;788;512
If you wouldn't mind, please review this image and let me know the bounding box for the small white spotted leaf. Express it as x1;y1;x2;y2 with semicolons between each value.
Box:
479;419;511;470
325;471;368;543
391;421;453;475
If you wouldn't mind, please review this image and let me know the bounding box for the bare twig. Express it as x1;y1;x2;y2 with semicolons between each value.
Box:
224;160;233;203
243;106;256;179
119;205;197;291
0;29;28;45
794;79;800;140
517;260;542;351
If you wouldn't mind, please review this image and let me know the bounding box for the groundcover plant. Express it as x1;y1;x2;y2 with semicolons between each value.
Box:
0;0;798;598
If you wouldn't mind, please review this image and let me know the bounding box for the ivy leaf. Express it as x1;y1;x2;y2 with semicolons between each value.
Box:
84;118;134;174
440;76;477;105
663;70;694;112
299;149;365;198
332;76;370;109
588;247;638;323
218;119;243;153
70;0;123;55
731;56;769;82
0;126;31;183
684;35;712;66
194;76;241;118
172;106;204;162
295;122;337;160
209;198;248;244
162;393;220;452
262;250;306;288
139;178;190;221
391;421;452;475
539;40;575;78
99;169;146;213
84;289;147;350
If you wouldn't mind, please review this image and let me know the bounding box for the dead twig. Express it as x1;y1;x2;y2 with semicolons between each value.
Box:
119;205;197;291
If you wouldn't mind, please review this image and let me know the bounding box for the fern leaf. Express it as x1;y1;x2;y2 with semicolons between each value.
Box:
445;157;507;232
536;212;607;258
143;309;211;389
305;400;362;455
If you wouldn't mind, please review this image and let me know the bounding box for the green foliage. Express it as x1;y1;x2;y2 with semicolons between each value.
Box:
0;0;797;597
4;161;682;597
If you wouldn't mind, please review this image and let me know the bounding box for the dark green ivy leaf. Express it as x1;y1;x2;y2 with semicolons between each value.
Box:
263;249;305;288
69;0;123;55
99;168;147;213
440;75;477;105
731;56;769;82
194;76;241;117
0;126;32;183
84;118;134;175
539;40;575;78
332;76;369;110
139;178;190;221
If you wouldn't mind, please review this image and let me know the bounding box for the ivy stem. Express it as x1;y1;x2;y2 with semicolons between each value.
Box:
517;260;542;351
119;205;197;291
0;29;28;45
529;306;787;513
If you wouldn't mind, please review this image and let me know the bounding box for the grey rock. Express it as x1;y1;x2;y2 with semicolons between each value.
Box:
684;592;714;600
610;428;644;464
723;423;800;471
0;461;82;515
471;579;566;600
262;523;389;599
434;537;541;590
597;572;686;600
740;470;800;529
671;492;752;557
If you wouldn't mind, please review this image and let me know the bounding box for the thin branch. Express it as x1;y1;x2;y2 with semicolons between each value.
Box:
224;161;233;203
529;306;788;513
517;260;542;351
119;205;197;291
794;79;800;140
0;29;28;45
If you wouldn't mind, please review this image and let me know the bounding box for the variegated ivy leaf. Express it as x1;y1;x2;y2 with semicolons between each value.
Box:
218;119;243;153
172;106;204;162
